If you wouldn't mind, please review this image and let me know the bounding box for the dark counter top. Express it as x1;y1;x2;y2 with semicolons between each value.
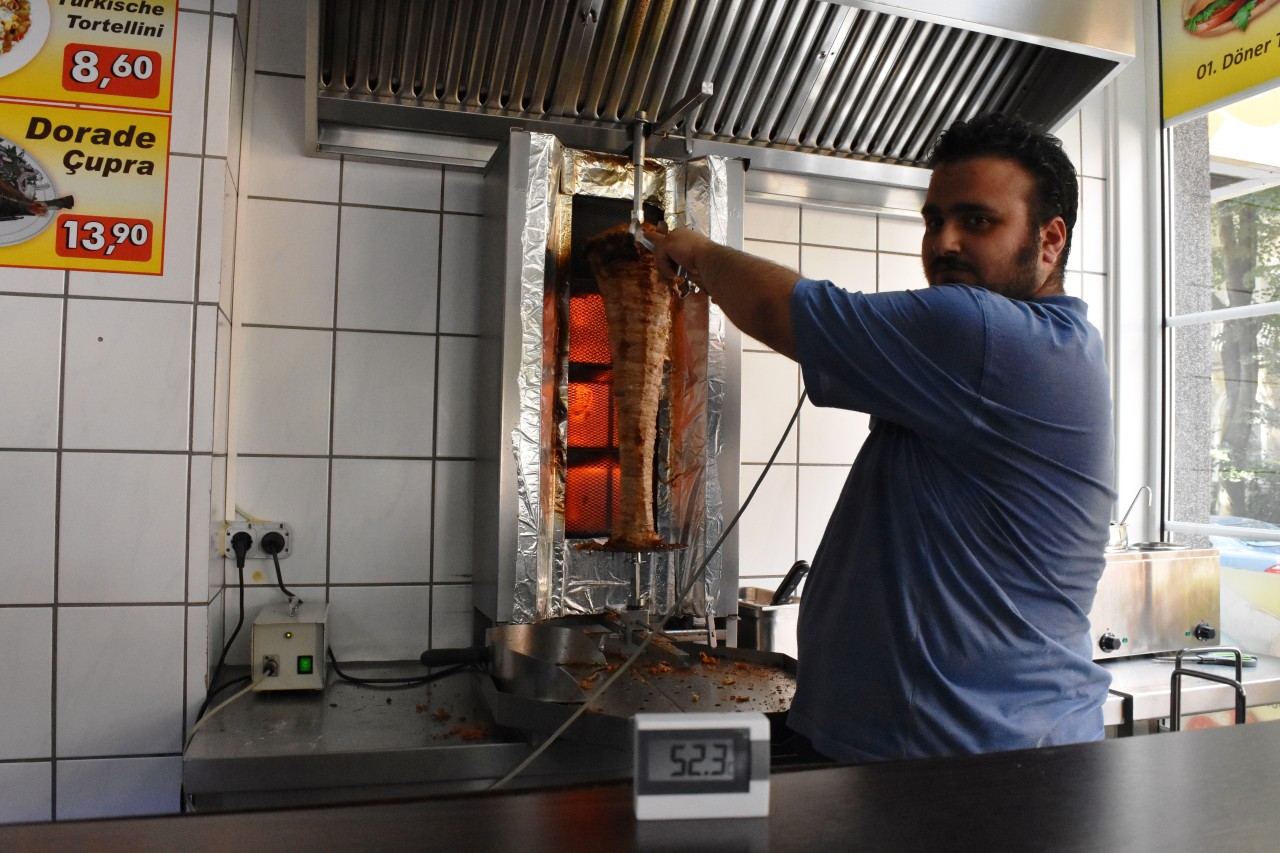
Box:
12;718;1280;852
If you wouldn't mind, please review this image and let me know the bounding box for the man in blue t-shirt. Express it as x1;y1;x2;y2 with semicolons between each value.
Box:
651;113;1115;762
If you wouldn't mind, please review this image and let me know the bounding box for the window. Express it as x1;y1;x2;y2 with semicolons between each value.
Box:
1167;85;1280;656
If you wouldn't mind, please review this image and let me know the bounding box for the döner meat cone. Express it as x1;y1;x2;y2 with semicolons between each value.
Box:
581;222;681;552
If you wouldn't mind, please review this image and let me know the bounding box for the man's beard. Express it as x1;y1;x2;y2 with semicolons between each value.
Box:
927;229;1044;300
985;236;1042;300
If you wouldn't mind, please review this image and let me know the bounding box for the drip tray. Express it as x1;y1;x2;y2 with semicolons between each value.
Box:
482;639;796;751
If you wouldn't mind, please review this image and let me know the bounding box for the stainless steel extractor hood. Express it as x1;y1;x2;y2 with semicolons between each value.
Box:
306;0;1134;178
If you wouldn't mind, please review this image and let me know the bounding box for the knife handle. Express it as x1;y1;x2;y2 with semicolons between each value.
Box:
771;560;810;606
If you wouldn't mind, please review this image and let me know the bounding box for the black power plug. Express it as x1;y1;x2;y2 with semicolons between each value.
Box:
260;531;286;556
230;531;253;569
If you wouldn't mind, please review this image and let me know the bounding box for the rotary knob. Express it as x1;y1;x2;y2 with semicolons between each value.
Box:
1098;632;1122;653
1193;621;1217;642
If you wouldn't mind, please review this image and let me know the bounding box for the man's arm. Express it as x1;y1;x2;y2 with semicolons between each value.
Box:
650;227;799;360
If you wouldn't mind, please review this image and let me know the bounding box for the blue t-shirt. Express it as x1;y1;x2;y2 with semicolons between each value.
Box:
786;279;1115;762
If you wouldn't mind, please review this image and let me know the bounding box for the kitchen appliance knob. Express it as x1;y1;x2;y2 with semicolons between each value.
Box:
1098;632;1122;653
1193;621;1217;642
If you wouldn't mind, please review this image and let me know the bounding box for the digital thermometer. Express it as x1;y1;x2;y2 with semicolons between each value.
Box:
633;712;770;820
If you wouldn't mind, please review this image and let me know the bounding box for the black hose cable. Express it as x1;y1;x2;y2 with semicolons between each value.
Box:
198;557;246;721
489;390;809;790
326;647;471;688
272;553;297;602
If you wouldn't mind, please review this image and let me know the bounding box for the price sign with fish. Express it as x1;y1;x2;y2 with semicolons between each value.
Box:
0;0;176;112
0;98;167;274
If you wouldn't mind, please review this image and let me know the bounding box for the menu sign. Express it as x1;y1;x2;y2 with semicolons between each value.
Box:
1160;0;1280;123
0;0;175;275
0;0;175;111
0;100;168;273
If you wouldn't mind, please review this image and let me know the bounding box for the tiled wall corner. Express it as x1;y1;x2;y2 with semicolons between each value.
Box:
217;0;486;677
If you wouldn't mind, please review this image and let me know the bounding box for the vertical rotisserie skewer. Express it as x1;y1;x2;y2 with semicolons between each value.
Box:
582;222;679;552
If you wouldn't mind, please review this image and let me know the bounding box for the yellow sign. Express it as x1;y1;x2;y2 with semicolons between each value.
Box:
0;100;168;274
0;0;177;112
1161;0;1280;123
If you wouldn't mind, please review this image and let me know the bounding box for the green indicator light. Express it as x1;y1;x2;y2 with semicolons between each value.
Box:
297;655;314;675
1122;637;1128;643
1185;631;1192;637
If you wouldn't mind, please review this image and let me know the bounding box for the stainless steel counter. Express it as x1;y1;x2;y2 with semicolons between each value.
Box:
1100;653;1280;733
182;664;631;812
185;654;1233;812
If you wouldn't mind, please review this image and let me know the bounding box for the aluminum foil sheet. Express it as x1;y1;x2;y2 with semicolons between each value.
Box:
511;132;561;624
509;136;731;624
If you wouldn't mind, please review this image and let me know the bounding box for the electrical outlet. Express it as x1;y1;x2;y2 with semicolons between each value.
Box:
223;521;294;561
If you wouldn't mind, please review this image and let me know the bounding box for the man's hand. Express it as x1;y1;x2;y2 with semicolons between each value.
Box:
644;224;800;360
649;225;712;283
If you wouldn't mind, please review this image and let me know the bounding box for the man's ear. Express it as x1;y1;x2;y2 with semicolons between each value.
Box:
1040;217;1068;268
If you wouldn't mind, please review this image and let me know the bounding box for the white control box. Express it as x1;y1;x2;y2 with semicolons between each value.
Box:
250;602;328;691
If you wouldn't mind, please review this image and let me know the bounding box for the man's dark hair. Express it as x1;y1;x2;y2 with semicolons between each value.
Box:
926;112;1078;277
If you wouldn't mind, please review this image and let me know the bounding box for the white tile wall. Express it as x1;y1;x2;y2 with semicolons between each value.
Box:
244;74;340;202
56;606;186;756
56;756;183;820
193;306;219;453
343;160;443;210
430;583;474;649
336;207;440;333
58;453;189;603
330;459;434;584
237;199;338;326
0;453;56;604
205;17;237;160
331;332;436;456
435;336;481;457
62;300;193;451
738;464;798;577
797;466;851;562
800;245;876;287
0;295;62;447
0;608;53;760
329;585;432;661
171;12;211;156
0;266;64;295
0;762;51;823
878;252;929;293
432;461;476;584
740;352;799;463
0;1;246;822
189;454;215;603
233;327;333;455
230;457;330;586
442;170;485;214
879;217;925;255
802;207;876;249
743;201;800;242
743;239;799;270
